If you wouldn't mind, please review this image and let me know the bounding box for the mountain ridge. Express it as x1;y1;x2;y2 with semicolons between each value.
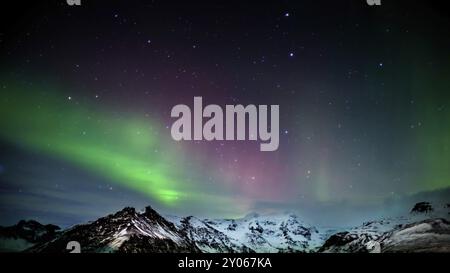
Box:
0;201;449;253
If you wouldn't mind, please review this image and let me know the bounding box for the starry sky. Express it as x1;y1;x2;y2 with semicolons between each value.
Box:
1;0;450;227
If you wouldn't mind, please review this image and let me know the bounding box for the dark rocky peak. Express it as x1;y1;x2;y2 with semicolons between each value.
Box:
17;220;41;228
16;220;59;233
180;216;194;225
411;202;434;214
92;207;138;227
142;206;177;230
142;206;160;218
0;220;60;244
117;206;137;216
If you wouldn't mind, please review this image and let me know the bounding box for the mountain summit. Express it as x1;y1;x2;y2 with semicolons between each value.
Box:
27;206;200;253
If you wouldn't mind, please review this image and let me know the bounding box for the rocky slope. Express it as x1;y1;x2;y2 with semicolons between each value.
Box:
319;202;450;253
379;218;450;253
169;215;254;253
27;206;200;253
0;220;60;252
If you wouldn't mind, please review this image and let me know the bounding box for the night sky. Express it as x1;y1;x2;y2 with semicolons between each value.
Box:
1;0;450;227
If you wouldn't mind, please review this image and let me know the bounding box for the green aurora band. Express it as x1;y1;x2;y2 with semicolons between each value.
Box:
0;81;229;206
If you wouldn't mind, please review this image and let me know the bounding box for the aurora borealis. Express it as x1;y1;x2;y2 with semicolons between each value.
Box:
1;0;450;227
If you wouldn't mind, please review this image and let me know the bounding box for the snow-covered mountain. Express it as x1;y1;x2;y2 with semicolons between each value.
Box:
204;213;323;252
1;201;449;253
167;212;324;253
27;206;200;253
380;218;450;252
319;218;450;253
168;215;254;253
18;209;327;253
319;202;450;253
